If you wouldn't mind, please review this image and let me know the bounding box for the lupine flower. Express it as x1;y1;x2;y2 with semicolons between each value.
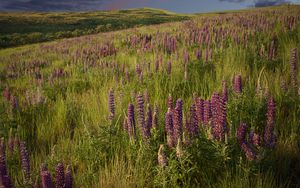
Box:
108;88;115;120
203;100;212;126
165;108;175;148
157;145;168;167
236;123;247;143
144;104;152;138
211;93;227;141
195;97;204;125
19;141;30;183
188;103;199;136
10;95;19;110
195;49;202;60
65;165;73;188
0;138;8;178
241;141;257;161
136;93;145;137
264;97;276;148
152;104;159;129
176;138;184;159
290;48;298;93
222;80;228;103
127;103;136;139
42;171;53;188
233;75;242;94
55;163;65;188
167;94;173;109
249;130;261;148
2;175;13;188
173;99;183;143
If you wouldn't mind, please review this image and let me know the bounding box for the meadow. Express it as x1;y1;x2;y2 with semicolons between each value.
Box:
0;8;188;48
0;5;300;188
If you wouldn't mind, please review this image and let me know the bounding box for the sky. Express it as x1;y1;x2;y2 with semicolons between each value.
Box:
0;0;299;13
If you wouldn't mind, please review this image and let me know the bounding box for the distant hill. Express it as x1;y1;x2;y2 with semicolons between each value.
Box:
0;8;190;48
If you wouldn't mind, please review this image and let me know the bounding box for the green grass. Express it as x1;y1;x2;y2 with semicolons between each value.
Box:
0;4;300;188
0;8;190;48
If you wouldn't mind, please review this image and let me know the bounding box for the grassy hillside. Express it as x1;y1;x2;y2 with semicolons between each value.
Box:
0;8;189;48
0;5;300;188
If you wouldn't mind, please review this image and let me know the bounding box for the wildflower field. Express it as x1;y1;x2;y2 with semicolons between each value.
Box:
0;5;300;188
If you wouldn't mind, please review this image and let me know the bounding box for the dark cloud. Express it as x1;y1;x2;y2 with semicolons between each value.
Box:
254;0;290;7
0;0;106;11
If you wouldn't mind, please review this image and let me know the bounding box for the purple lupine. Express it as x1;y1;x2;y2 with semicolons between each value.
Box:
167;94;173;110
10;95;18;110
195;97;204;125
203;100;212;126
136;93;145;137
108;88;115;120
144;104;152;138
19;141;30;183
249;131;261;148
236;123;247;143
2;175;13;188
157;145;168;167
188;103;199;136
290;48;298;93
165;108;175;148
222;80;228;103
241;141;257;161
195;49;202;60
211;93;227;141
42;171;53;188
55;163;65;188
127;103;136;139
233;75;243;94
152;104;159;129
0;138;8;179
65;165;73;188
264;97;276;148
173;99;183;143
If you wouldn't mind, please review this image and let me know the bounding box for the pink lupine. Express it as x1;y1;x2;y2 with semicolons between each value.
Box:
290;48;298;93
65;165;73;188
152;104;159;129
19;141;30;183
55;163;65;188
173;99;183;143
195;97;204;125
233;75;242;94
264;97;277;148
108;88;115;120
41;171;53;188
241;141;257;161
127;103;136;139
165;108;175;148
136;93;145;137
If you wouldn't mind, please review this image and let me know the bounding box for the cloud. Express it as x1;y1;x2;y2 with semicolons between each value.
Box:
0;0;106;11
219;0;291;7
